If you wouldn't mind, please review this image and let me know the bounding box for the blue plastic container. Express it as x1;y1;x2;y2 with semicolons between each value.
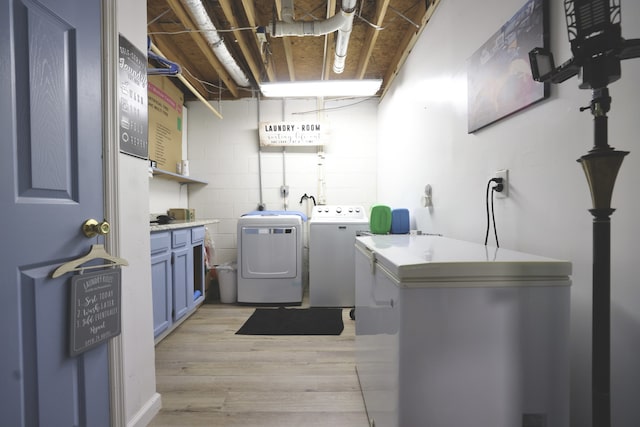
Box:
390;208;410;234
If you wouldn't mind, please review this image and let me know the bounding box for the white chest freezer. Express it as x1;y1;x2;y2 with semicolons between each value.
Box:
354;235;571;427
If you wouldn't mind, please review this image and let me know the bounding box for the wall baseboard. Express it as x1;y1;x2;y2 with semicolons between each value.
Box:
127;392;162;427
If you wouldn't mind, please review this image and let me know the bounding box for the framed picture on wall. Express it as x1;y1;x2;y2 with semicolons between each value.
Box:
467;0;549;133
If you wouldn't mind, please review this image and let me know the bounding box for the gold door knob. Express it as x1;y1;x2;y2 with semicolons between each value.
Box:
82;219;111;238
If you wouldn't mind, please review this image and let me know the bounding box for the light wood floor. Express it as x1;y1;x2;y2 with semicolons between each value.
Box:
149;300;370;427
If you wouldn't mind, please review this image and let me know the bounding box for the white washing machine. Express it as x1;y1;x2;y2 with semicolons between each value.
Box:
237;212;305;304
309;205;369;307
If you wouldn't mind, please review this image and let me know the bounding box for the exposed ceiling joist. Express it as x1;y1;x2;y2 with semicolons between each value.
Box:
218;0;274;84
148;24;208;98
356;0;390;78
274;0;297;81
238;0;277;82
322;0;337;80
381;0;441;98
146;0;442;101
165;0;241;98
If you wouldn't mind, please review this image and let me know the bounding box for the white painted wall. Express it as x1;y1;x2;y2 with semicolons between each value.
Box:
149;178;189;214
378;1;640;426
187;97;379;266
115;1;160;425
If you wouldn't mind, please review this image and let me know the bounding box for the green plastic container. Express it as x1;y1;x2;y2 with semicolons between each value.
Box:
369;205;392;234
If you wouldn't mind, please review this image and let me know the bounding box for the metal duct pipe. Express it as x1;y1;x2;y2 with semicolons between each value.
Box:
281;0;295;23
267;0;356;74
334;0;356;74
181;0;251;87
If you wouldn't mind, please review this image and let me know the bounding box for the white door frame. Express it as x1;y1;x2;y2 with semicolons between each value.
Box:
102;1;126;425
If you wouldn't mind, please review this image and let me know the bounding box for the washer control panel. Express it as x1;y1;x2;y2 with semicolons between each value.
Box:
311;205;367;220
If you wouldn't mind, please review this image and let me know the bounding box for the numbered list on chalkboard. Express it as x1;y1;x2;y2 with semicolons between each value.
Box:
69;269;122;356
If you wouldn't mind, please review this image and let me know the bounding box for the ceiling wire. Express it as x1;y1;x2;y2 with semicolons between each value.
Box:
355;0;423;31
291;97;377;115
147;8;172;26
355;13;383;30
180;65;257;99
148;27;258;36
296;2;329;22
387;4;421;29
182;66;224;93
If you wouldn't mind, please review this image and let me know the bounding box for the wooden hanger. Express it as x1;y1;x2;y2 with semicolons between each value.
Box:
51;244;129;278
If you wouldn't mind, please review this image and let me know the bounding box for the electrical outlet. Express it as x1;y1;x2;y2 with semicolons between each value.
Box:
256;28;267;43
494;169;509;198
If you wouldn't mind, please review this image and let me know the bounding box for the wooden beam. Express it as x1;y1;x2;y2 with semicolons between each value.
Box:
147;26;209;98
275;0;296;81
322;0;337;80
381;0;441;98
239;0;276;82
218;0;273;84
281;38;296;81
240;0;258;24
150;44;223;119
165;0;240;98
356;0;391;79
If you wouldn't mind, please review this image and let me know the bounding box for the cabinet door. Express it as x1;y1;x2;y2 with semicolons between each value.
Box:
191;226;206;306
172;245;192;321
151;251;172;337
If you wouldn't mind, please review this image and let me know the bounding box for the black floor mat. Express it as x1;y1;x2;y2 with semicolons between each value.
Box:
235;307;344;335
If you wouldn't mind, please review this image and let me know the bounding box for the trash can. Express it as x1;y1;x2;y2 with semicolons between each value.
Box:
216;262;237;303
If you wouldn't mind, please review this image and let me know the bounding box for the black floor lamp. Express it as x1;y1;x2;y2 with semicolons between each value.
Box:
528;1;640;426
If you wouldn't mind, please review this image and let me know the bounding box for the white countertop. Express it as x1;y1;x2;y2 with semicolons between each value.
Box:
150;219;219;232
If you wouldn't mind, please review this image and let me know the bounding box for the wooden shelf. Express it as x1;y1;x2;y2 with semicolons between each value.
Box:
151;168;208;185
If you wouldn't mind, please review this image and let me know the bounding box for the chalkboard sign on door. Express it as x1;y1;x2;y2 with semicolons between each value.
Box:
69;268;122;356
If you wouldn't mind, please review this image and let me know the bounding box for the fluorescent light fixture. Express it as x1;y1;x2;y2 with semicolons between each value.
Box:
260;79;382;98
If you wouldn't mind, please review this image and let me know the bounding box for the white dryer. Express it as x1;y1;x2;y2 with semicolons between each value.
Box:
309;205;369;307
237;212;305;304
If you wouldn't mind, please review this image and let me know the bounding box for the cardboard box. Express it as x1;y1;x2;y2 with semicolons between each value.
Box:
148;76;183;172
168;208;195;220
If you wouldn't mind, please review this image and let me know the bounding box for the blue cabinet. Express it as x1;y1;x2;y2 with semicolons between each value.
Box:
150;232;172;337
171;229;192;321
151;225;206;341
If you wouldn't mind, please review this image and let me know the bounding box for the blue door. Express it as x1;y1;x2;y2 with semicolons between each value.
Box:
0;0;110;425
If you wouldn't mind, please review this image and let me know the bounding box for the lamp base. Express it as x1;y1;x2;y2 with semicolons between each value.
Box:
578;150;628;211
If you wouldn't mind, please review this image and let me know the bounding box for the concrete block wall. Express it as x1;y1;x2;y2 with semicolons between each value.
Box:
186;98;379;267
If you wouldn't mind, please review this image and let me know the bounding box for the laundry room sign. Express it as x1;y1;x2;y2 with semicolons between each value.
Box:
69;269;121;356
259;121;329;146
